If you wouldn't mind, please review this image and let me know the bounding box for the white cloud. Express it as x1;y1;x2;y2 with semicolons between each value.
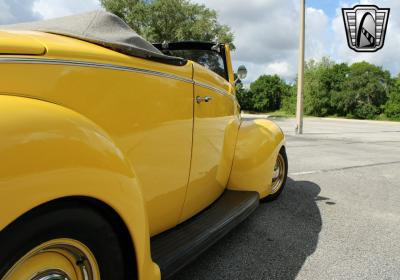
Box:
0;0;40;24
202;0;400;82
193;0;334;82
0;1;14;24
1;0;326;82
194;0;301;81
3;0;398;81
32;0;101;19
305;7;330;60
265;61;291;76
0;0;101;24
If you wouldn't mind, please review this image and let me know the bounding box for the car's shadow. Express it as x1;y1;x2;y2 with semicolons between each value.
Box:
174;178;325;280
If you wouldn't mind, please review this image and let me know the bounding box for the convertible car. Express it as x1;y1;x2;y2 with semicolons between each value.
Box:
0;11;287;280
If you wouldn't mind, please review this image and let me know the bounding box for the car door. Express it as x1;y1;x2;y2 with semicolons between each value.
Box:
179;62;240;222
152;42;241;222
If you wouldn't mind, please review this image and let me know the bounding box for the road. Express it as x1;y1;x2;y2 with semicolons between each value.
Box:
174;116;400;280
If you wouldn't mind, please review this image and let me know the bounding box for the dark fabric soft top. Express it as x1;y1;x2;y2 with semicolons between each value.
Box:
2;10;186;66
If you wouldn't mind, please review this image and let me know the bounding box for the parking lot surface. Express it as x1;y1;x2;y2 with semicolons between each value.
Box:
175;116;400;280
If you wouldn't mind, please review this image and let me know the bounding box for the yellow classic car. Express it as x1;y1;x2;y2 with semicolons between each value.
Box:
0;11;287;280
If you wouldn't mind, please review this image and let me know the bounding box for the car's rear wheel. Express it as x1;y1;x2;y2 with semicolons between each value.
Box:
2;238;99;280
262;148;288;202
0;203;129;280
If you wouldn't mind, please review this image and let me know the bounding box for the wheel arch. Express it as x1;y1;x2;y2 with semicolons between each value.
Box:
0;195;138;279
227;119;286;198
0;95;160;280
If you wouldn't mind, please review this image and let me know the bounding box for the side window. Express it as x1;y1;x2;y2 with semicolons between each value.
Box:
168;50;227;80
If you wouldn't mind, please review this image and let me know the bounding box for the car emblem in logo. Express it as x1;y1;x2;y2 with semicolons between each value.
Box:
342;5;390;52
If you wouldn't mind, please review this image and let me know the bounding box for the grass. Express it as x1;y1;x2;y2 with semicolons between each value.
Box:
267;110;296;118
324;113;400;123
243;110;400;122
242;110;295;118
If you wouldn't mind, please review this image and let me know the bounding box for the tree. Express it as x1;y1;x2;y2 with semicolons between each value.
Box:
281;84;297;114
304;57;349;117
304;58;332;116
100;0;234;47
385;75;400;120
249;75;290;112
334;62;391;119
235;81;253;111
237;58;399;120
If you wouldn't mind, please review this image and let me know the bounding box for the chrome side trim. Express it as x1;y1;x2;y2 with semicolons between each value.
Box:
194;80;233;98
0;57;193;84
0;57;235;99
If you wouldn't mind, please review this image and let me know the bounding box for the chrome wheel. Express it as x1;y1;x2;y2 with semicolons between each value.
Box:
271;153;286;194
31;270;70;280
2;238;100;280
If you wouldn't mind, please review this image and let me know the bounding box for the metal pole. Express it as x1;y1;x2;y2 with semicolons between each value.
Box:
296;0;305;134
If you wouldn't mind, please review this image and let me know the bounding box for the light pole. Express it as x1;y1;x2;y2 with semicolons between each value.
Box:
296;0;305;134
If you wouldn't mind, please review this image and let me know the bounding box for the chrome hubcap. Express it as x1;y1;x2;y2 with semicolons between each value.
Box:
32;270;70;280
271;153;285;194
2;239;99;280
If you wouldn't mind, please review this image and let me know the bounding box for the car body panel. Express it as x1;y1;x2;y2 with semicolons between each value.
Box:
228;119;285;198
0;95;160;280
0;31;46;55
0;58;194;236
0;30;286;280
0;30;197;236
179;63;240;222
224;44;235;84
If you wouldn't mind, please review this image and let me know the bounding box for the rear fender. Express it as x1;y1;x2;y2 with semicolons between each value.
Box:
227;119;285;198
0;95;159;280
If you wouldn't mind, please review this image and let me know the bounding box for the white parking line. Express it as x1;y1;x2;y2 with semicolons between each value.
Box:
290;160;400;176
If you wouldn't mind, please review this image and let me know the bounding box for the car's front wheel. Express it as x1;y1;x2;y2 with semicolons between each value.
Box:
263;148;288;202
0;202;130;280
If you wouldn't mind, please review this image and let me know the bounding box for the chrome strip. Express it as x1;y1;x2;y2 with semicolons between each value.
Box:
0;57;234;98
194;80;233;98
0;57;193;84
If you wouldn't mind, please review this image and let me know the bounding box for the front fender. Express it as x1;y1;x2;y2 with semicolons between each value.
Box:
227;119;285;198
0;95;159;280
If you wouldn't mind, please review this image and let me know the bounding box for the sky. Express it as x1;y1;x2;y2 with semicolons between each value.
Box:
0;0;398;83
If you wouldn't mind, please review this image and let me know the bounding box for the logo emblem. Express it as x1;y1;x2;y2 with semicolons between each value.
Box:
342;5;390;52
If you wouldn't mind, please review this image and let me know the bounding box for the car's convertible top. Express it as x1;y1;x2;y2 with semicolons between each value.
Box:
2;10;187;66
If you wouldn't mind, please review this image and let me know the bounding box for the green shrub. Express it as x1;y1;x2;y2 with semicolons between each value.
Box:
249;75;290;112
236;84;253;111
281;86;297;114
235;58;399;121
353;103;379;119
385;80;400;119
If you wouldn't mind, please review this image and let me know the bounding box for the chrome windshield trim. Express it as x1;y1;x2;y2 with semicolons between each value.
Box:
0;57;193;84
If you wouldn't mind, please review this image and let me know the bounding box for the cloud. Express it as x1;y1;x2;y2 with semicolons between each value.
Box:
0;0;101;24
265;61;292;76
3;0;398;81
193;0;334;82
197;0;400;81
305;7;330;60
32;0;101;20
0;0;40;24
1;0;327;82
193;0;301;81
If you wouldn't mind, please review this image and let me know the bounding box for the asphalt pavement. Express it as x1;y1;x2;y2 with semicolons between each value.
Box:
174;116;400;280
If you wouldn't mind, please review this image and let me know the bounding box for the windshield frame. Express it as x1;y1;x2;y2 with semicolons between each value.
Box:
153;41;229;81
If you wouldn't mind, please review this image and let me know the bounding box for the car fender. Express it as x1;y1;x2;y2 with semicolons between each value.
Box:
0;95;159;280
227;119;286;198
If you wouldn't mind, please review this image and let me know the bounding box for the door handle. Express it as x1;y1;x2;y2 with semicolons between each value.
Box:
196;96;212;104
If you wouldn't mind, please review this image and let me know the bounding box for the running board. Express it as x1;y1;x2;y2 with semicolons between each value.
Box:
150;190;259;279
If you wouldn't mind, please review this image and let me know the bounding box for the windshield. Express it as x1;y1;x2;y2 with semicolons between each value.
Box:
164;49;227;80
